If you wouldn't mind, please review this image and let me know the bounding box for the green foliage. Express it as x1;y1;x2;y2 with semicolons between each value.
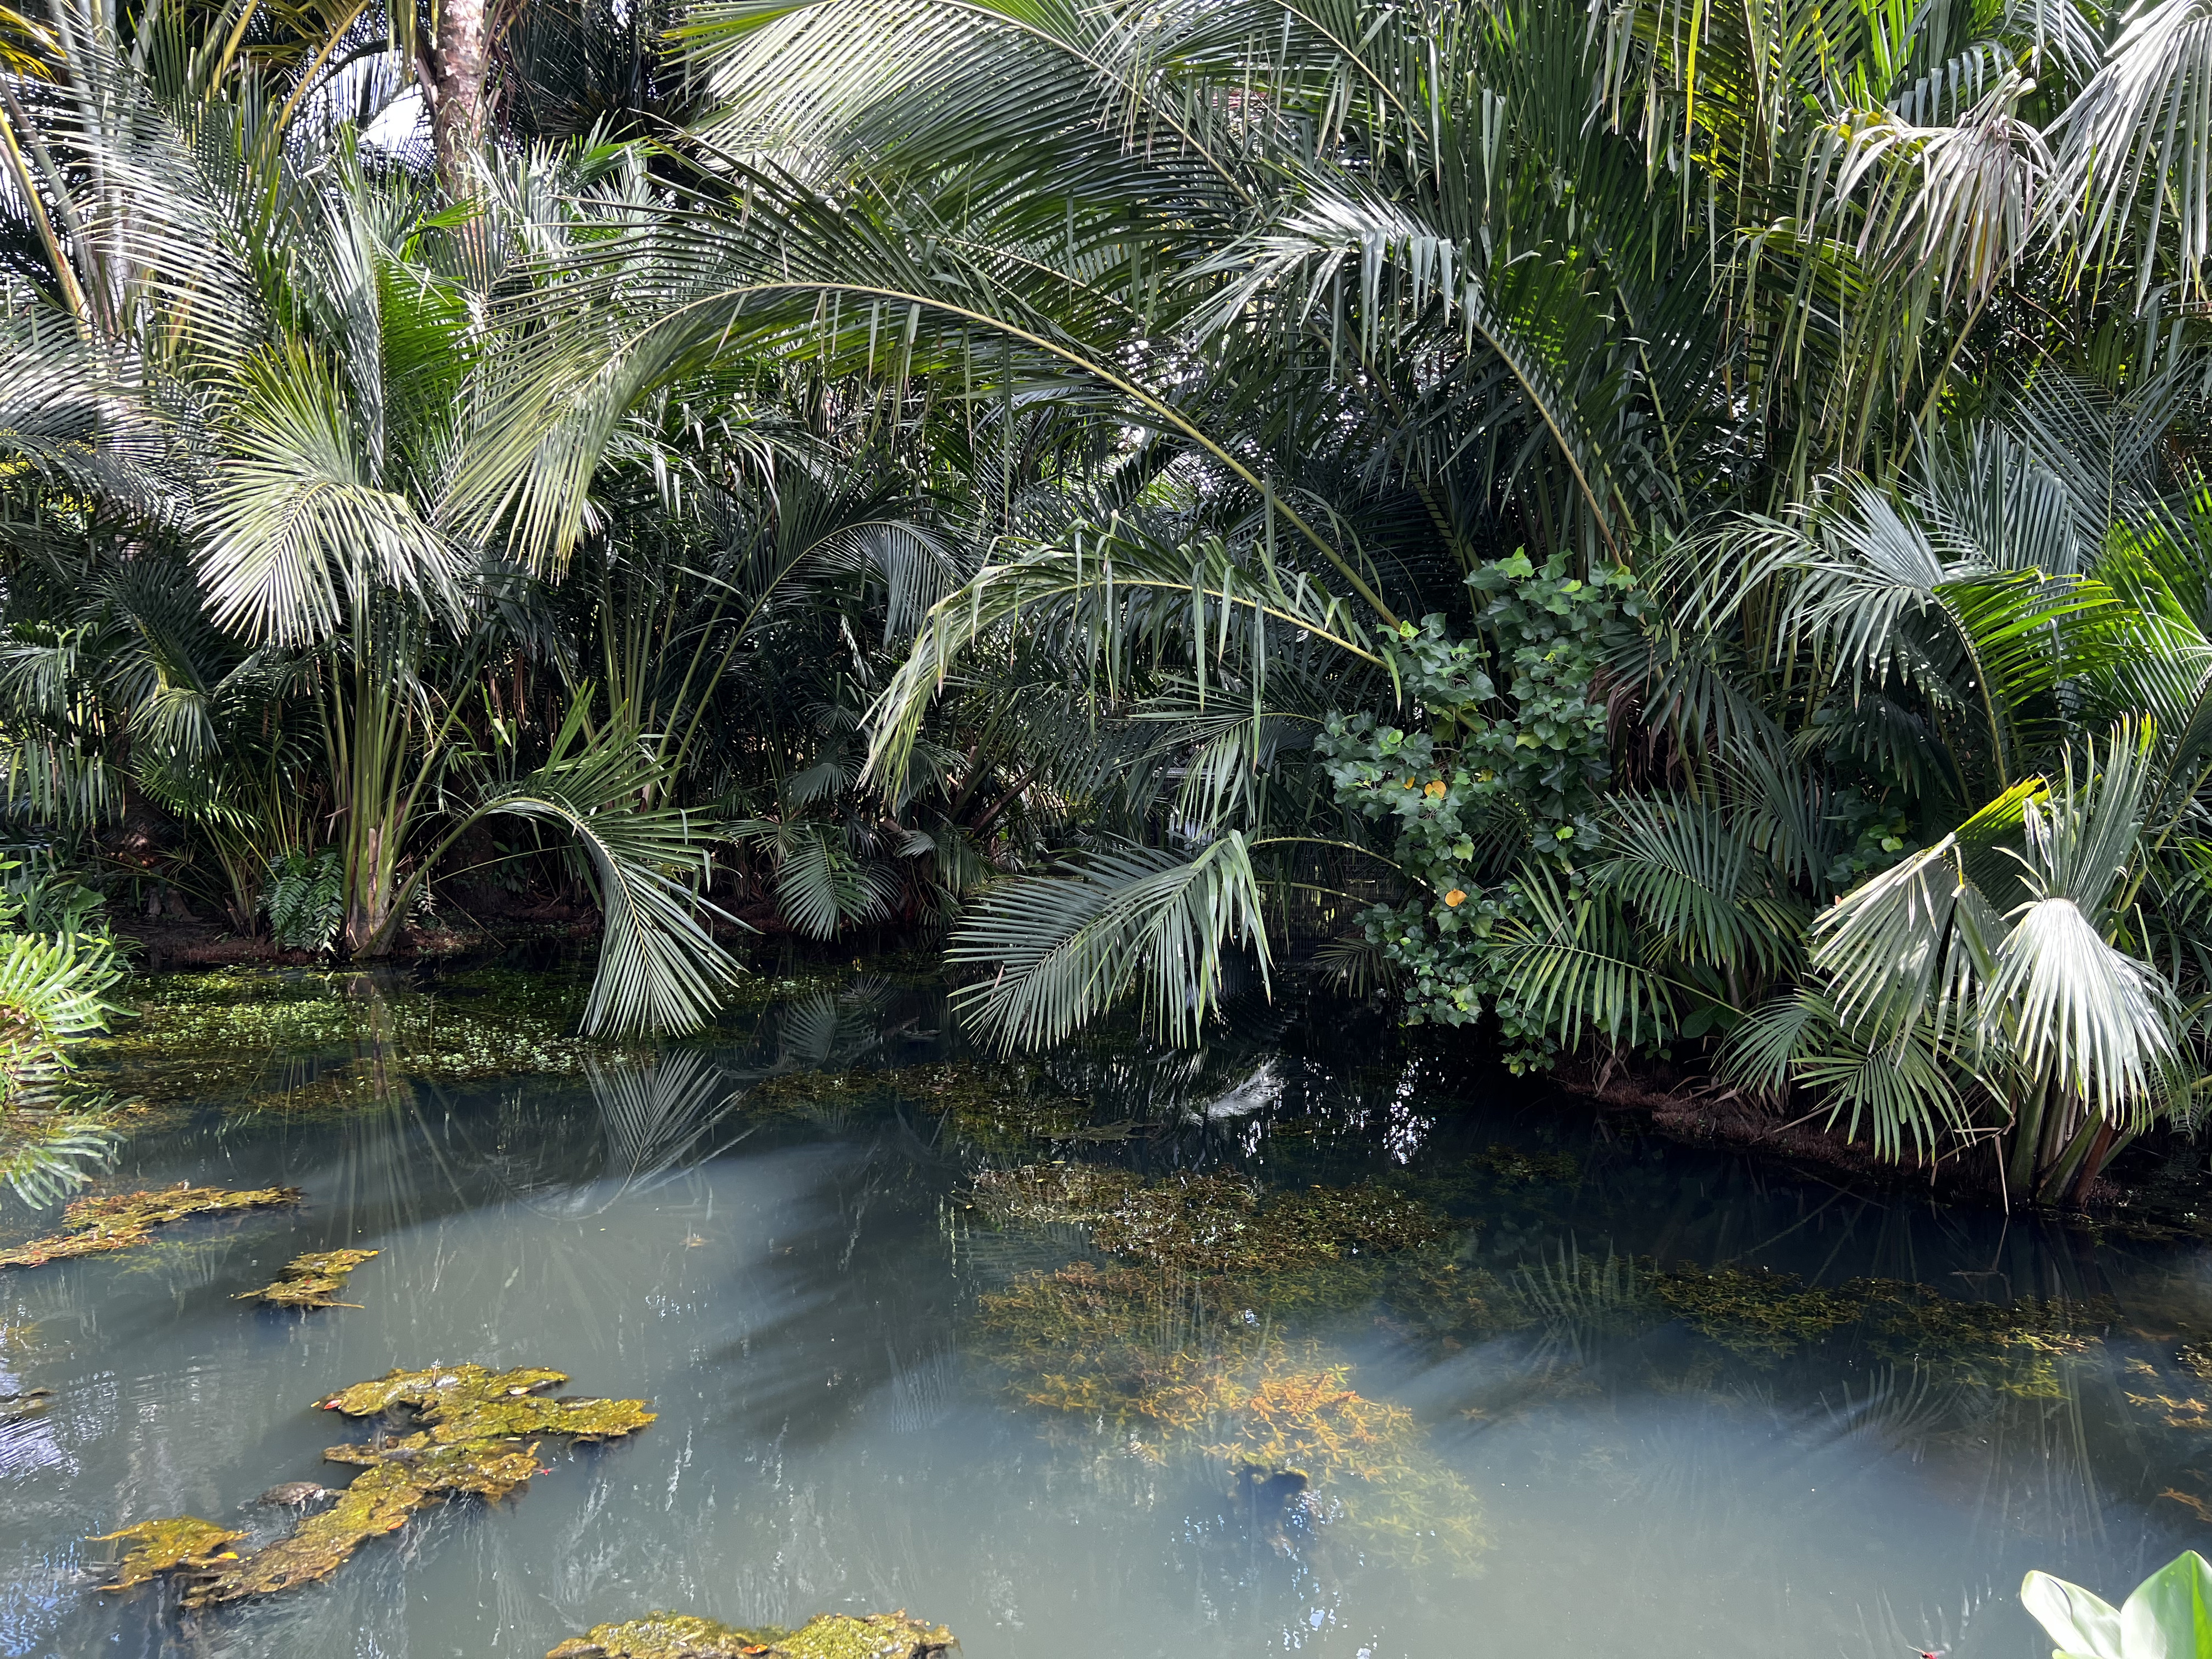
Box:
1317;553;1641;1063
260;850;342;954
2023;1552;2212;1659
0;858;124;1206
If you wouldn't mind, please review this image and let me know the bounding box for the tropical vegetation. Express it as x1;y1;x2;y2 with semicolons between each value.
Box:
6;0;2212;1203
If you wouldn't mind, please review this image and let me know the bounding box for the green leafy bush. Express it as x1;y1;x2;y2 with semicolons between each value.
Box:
1317;552;1643;1066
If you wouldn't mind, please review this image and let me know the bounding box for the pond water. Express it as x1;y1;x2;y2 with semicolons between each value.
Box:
1;969;2208;1659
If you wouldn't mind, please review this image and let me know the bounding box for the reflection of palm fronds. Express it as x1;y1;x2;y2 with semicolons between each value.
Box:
0;1108;116;1206
1816;1362;1951;1454
1508;1244;1657;1367
1512;1243;1650;1327
942;1204;1093;1290
587;1052;742;1189
773;978;900;1071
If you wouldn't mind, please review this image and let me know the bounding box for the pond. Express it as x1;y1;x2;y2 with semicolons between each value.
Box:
0;966;2205;1658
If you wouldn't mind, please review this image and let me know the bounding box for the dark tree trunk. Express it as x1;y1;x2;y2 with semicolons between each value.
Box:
431;0;489;199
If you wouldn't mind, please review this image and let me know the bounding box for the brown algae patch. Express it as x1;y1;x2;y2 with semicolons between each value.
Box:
0;1185;301;1269
547;1611;957;1659
88;1519;245;1591
239;1249;379;1310
98;1361;652;1608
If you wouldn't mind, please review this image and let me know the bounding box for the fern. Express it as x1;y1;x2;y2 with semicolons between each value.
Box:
261;849;343;953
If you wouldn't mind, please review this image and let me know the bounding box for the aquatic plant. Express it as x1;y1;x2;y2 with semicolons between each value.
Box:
2022;1550;2212;1659
745;1061;1090;1150
968;1165;1447;1274
95;1361;654;1609
0;1184;301;1269
546;1611;957;1658
238;1249;380;1310
971;1165;1490;1574
87;1519;244;1591
84;968;627;1114
1471;1145;1582;1185
1650;1267;1864;1357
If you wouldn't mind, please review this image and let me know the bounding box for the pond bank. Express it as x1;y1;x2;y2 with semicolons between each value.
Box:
1551;1054;2211;1227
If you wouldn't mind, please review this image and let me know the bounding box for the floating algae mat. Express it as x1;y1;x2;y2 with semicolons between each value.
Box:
237;1248;379;1310
547;1610;957;1658
0;1184;300;1269
87;1518;246;1592
92;1363;653;1610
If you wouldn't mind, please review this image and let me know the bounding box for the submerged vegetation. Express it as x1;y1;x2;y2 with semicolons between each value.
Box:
966;1163;1486;1566
97;1363;653;1609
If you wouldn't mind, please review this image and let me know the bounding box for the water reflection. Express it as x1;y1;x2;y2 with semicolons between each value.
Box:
0;980;2204;1657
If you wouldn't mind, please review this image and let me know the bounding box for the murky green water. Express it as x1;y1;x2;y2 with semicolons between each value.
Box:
2;970;2208;1658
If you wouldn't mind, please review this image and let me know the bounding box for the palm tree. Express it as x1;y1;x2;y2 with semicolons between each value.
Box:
0;32;744;1032
629;0;2212;1198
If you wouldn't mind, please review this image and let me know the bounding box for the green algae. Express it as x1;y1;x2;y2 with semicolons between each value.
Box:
972;1254;1488;1567
546;1611;957;1659
181;1464;426;1606
100;1359;651;1610
1472;1144;1582;1184
1650;1266;1864;1356
87;1517;244;1591
81;967;628;1115
766;1613;958;1659
968;1165;1447;1274
1632;1261;2110;1389
547;1613;765;1657
962;1160;1485;1565
320;1362;654;1443
181;1436;545;1606
424;1394;658;1442
0;1183;301;1269
318;1362;569;1417
239;1248;379;1310
747;1061;1090;1149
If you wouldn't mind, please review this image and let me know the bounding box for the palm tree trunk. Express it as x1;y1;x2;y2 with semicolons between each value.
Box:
2068;1120;2118;1208
2005;1086;2049;1201
431;0;489;200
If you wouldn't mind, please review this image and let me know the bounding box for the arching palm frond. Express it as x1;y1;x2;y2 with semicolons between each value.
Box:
946;836;1272;1051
